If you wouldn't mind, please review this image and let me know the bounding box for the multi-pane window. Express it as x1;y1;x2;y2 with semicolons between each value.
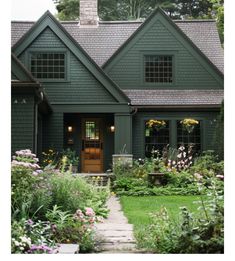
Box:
30;53;65;79
145;120;170;157
177;120;201;154
144;55;173;83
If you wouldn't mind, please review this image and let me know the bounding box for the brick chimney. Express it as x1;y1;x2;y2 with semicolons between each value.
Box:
79;0;99;27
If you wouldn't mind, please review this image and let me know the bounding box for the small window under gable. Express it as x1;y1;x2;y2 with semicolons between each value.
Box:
30;52;66;80
144;55;173;83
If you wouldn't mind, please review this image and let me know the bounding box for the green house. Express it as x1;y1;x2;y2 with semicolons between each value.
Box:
11;1;223;173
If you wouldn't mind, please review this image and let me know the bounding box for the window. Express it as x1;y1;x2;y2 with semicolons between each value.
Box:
177;120;201;154
144;55;173;83
30;53;65;79
145;120;170;157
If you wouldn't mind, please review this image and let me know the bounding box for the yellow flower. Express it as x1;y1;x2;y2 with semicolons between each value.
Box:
180;118;199;126
146;119;166;128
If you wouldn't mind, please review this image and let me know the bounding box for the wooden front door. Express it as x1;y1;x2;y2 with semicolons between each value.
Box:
81;118;103;173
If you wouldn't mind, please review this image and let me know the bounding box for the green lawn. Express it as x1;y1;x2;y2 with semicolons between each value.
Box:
120;195;204;229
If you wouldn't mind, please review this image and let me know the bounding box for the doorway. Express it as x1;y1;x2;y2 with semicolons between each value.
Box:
81;118;103;173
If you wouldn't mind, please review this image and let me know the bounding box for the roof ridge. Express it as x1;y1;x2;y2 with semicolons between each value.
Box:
11;20;35;23
11;19;216;24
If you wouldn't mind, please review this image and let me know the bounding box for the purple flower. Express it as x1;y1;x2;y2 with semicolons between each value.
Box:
27;219;34;226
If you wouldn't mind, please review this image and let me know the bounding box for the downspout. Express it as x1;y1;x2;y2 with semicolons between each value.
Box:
33;85;44;154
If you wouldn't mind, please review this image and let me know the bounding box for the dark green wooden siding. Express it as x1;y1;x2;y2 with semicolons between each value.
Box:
42;112;64;152
11;94;35;154
18;28;117;103
105;19;222;90
132;111;219;159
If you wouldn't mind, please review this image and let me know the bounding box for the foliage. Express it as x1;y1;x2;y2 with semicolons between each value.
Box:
61;148;79;165
53;0;180;21
134;177;224;253
209;0;224;42
46;206;98;252
11;219;58;254
214;101;224;160
49;172;109;218
42;148;57;168
53;0;224;22
136;207;178;253
11;166;42;220
190;150;224;178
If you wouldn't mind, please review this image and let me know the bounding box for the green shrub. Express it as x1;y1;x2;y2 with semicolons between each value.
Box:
113;177;149;192
11;166;41;220
190;151;224;177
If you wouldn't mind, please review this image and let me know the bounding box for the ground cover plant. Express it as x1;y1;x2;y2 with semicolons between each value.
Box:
11;149;110;254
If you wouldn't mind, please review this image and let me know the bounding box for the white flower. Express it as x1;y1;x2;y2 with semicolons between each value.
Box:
14;240;20;246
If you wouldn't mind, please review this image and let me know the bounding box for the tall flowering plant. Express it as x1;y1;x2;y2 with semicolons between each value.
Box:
11;149;42;176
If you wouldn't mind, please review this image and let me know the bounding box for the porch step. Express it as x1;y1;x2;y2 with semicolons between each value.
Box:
73;173;115;186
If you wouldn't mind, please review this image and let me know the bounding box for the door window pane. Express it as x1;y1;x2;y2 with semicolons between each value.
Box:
85;121;99;140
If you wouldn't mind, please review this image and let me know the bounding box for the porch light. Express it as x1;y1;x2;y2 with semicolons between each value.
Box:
68;126;73;132
110;126;115;133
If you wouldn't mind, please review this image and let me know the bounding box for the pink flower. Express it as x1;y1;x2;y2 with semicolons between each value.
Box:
85;207;95;217
216;174;224;180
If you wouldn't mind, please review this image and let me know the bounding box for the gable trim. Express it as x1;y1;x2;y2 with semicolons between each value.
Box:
11;53;38;83
102;7;223;83
12;11;130;104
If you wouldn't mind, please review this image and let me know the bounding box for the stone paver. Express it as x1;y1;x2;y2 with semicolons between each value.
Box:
58;244;79;254
95;196;137;253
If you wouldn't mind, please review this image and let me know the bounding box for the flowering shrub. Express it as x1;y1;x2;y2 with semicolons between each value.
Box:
12;149;42;176
42;148;57;167
11;219;58;254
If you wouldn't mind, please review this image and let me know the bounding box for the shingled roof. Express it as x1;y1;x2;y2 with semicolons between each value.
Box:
123;89;224;107
11;19;223;72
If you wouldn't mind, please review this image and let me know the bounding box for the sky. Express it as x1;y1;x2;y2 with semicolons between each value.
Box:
11;0;58;20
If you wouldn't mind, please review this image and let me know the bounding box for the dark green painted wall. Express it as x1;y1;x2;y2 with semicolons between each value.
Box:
11;94;35;154
132;110;219;159
18;27;117;104
105;18;223;90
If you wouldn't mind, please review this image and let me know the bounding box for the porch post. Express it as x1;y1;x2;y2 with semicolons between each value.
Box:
114;113;132;154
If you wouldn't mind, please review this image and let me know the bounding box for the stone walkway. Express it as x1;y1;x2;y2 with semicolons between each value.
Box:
94;196;138;253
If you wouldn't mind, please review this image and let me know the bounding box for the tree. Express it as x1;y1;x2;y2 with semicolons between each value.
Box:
175;0;213;18
209;0;224;43
52;0;180;21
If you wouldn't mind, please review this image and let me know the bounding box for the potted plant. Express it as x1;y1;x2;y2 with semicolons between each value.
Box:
112;144;133;169
148;153;166;186
61;148;79;173
180;118;199;133
146;119;166;131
